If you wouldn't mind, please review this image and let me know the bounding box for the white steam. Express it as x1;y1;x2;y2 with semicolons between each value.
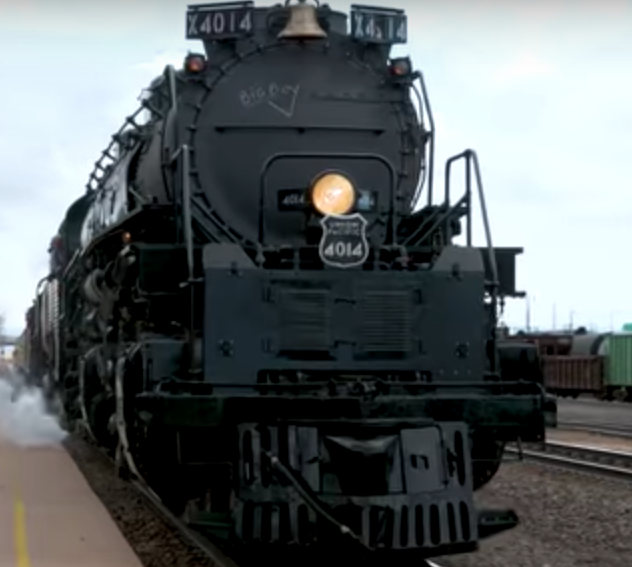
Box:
0;371;67;447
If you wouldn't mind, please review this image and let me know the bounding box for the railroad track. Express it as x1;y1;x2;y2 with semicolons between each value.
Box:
506;440;632;480
556;420;632;440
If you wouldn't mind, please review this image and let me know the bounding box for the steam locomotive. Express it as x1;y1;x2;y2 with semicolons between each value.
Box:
19;0;555;561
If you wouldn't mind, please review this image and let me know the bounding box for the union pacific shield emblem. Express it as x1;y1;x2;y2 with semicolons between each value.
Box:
318;213;369;268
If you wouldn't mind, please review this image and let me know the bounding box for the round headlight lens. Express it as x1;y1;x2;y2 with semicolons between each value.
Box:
311;172;355;216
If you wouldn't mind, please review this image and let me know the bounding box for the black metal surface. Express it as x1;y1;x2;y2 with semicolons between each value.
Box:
202;245;487;383
233;421;476;550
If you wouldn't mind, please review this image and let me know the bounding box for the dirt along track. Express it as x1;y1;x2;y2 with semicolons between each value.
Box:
557;396;632;432
434;459;632;567
434;397;632;567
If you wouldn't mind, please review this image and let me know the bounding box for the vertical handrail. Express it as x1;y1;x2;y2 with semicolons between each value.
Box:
469;148;500;376
415;72;435;207
165;65;182;242
171;141;196;373
445;149;500;375
181;145;194;281
169;144;195;280
165;65;178;114
465;156;472;246
181;144;196;374
165;64;194;369
444;150;498;289
468;150;498;289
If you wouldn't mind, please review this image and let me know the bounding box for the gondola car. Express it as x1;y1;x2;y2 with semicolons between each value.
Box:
512;330;632;401
21;0;554;561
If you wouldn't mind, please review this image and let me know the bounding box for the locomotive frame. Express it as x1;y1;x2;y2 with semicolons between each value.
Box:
17;1;555;562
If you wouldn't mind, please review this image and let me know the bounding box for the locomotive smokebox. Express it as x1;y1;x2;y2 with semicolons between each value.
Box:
133;1;426;247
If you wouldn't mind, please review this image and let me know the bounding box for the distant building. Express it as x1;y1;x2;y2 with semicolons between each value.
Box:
0;345;15;360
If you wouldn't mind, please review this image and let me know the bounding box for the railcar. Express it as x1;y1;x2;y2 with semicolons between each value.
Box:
21;1;554;560
506;330;632;401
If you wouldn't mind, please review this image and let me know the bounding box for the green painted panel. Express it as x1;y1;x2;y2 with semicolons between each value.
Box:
605;333;632;386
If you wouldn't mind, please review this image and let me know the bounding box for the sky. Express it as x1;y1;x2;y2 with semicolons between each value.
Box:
0;0;631;336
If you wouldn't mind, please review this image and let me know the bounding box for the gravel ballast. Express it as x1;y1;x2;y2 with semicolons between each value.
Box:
436;460;632;567
63;433;224;567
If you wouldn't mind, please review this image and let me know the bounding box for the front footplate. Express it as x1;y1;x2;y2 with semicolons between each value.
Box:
231;419;519;558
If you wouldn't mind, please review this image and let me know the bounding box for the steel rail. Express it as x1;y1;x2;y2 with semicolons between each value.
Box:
556;420;632;440
506;440;632;481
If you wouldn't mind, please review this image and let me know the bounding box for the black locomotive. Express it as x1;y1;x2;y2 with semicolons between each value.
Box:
21;0;555;561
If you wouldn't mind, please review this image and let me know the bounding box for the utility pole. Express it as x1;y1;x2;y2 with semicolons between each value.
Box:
525;294;531;332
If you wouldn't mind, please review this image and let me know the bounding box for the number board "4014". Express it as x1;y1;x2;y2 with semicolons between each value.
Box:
186;2;254;40
350;6;407;44
318;213;369;268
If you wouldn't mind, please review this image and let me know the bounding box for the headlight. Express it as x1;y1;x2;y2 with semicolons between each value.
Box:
311;172;355;216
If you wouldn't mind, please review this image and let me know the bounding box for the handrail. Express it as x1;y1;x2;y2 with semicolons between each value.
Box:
411;71;435;207
85;64;179;194
169;140;196;374
180;146;194;281
444;150;500;373
444;149;498;289
400;199;460;247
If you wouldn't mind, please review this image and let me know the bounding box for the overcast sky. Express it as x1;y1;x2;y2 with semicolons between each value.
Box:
0;0;631;336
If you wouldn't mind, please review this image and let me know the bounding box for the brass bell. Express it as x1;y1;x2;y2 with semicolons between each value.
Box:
278;0;327;40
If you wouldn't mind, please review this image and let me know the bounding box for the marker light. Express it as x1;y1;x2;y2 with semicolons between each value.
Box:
389;57;411;77
311;172;355;215
184;53;206;73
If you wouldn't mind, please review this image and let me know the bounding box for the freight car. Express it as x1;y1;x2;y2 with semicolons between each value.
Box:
13;295;56;389
508;330;632;401
19;1;553;561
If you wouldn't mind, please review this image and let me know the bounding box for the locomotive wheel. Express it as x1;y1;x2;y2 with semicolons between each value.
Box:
471;437;504;490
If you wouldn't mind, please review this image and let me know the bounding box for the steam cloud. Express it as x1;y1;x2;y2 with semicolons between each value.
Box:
0;369;67;447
